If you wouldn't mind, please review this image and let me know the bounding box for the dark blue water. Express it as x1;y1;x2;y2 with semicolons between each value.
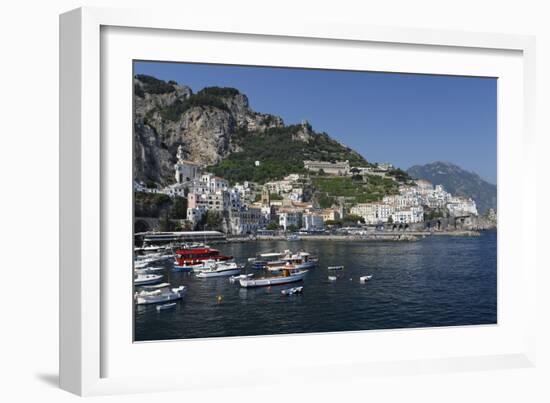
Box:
134;230;497;341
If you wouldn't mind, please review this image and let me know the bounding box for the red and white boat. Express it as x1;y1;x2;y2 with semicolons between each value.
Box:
174;247;233;268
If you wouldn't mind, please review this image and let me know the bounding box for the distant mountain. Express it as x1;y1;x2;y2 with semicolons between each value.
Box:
407;161;496;214
134;74;368;185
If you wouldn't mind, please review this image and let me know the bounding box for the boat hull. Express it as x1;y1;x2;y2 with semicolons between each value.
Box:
239;270;308;288
136;288;185;305
196;268;241;278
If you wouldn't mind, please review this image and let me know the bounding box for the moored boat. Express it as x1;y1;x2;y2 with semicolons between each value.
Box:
135;285;186;305
359;275;373;283
195;262;243;278
134;273;163;286
229;273;253;283
239;268;308;288
174;247;232;267
327;265;344;271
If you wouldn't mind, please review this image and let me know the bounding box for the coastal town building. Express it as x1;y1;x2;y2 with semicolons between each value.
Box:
279;210;303;230
304;160;350;176
392;206;424;224
174;145;201;183
321;208;341;222
302;212;325;231
446;197;478;216
228;207;264;235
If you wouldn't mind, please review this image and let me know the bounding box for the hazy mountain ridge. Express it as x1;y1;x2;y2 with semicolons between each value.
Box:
407;161;497;214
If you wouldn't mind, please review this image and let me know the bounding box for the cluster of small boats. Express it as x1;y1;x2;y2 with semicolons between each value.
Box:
134;242;375;312
134;246;182;308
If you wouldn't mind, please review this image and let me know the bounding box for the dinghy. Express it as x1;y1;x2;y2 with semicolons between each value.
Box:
359;275;373;283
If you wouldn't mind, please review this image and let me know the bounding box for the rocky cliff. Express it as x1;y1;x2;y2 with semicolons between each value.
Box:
134;75;368;186
134;75;284;185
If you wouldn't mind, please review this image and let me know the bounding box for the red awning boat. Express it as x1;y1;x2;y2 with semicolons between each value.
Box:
174;247;233;266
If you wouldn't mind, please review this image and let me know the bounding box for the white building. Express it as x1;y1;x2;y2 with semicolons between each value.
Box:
228;208;264;235
446;197;478;216
302;213;324;231
391;206;424;224
350;203;378;224
201;173;229;193
376;203;395;223
304;160;350;176
174;145;201;183
279;211;302;230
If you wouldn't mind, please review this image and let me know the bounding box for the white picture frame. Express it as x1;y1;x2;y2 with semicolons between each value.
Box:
59;6;537;396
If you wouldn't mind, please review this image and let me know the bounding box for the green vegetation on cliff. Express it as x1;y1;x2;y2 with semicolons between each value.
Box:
209;126;369;184
312;175;399;207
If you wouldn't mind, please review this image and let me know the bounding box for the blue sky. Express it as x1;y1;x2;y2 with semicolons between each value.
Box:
135;61;497;184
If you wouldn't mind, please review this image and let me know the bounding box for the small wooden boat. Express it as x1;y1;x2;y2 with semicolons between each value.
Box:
281;286;303;295
360;275;373;283
328;265;344;271
156;302;177;311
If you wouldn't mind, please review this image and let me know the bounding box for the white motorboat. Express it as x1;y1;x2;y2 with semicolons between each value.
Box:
195;262;243;278
266;251;317;271
134;260;153;269
135;285;186;305
135;266;165;275
239;268;308;288
229;273;253;283
327;265;344;271
134;273;163;286
328;275;338;281
281;286;304;295
360;275;373;283
188;259;220;272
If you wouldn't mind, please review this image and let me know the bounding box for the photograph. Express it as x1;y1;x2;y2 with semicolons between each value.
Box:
132;61;498;342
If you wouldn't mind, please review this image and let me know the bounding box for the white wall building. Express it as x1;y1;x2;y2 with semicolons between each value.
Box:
279;211;302;230
446;197;478;216
391;206;424;224
302;213;325;231
350;203;378;224
174;145;201;183
228;208;264;235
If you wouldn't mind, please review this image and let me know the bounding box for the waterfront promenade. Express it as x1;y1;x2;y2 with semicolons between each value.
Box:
226;230;482;243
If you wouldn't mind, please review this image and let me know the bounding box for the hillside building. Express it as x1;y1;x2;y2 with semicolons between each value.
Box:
304;160;350;176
